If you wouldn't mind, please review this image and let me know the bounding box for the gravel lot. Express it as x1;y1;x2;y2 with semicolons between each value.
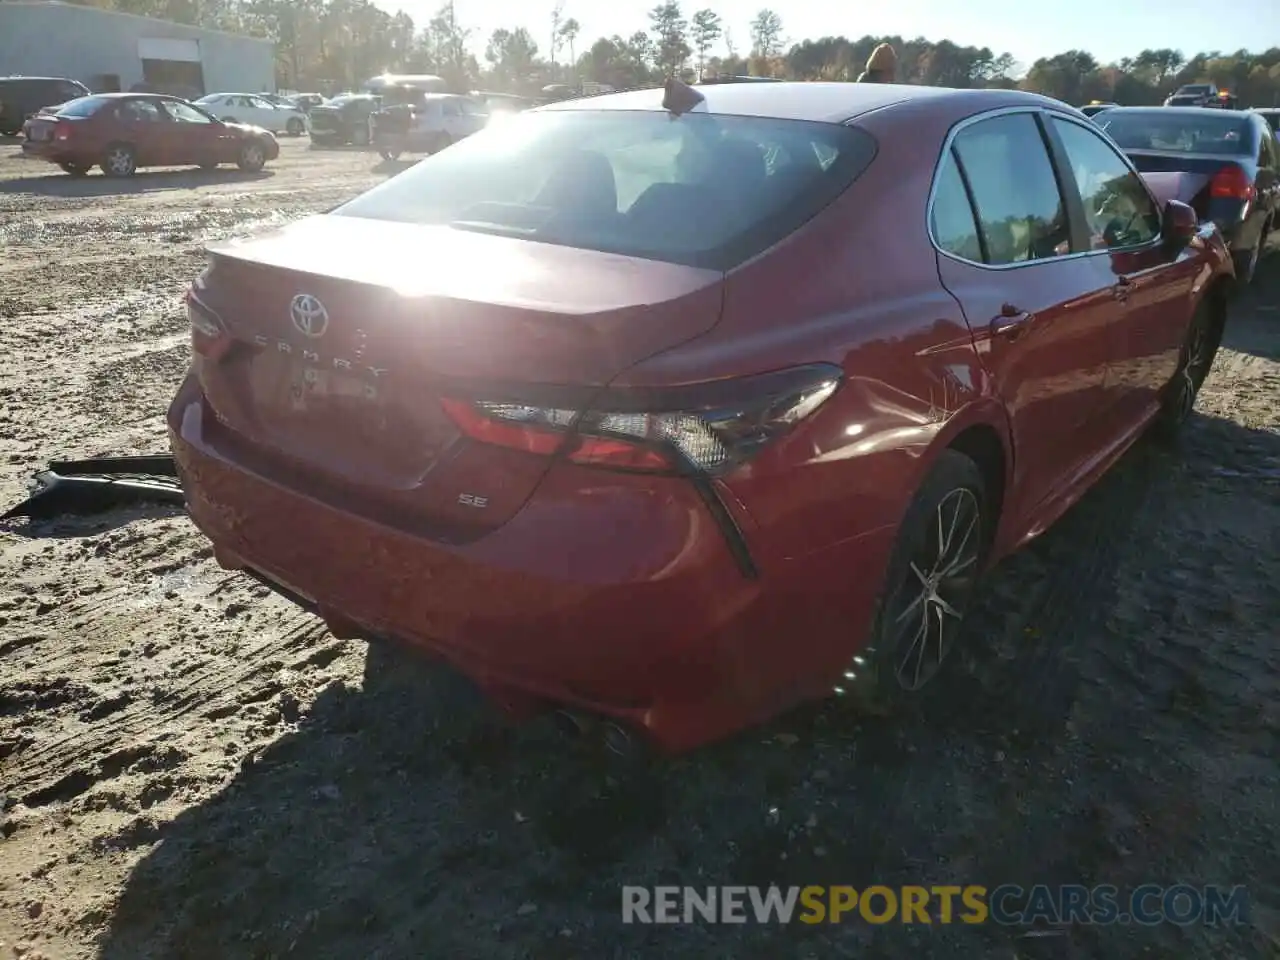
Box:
1;136;1279;960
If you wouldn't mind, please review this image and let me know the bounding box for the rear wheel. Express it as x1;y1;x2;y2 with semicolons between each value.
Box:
236;140;266;172
286;117;305;137
845;450;988;713
100;143;137;178
58;162;89;177
1150;295;1222;442
1233;239;1262;286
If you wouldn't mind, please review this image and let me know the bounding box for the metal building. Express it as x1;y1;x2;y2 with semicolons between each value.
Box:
0;1;275;98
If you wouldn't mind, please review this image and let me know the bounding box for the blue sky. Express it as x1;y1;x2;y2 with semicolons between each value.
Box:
389;0;1277;71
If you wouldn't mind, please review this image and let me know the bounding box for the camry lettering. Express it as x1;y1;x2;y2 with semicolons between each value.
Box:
252;335;388;377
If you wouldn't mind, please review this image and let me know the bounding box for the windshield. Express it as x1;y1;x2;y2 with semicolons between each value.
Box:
55;96;110;118
332;109;876;270
1100;112;1253;155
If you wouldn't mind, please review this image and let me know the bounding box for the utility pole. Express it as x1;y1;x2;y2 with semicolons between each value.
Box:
550;1;564;69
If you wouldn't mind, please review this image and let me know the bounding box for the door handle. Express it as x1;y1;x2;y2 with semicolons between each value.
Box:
990;304;1030;340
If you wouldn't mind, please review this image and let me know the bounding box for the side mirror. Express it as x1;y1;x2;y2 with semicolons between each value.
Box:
1162;199;1198;245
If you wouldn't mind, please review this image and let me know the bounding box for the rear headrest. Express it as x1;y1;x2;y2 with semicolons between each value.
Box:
537;149;617;214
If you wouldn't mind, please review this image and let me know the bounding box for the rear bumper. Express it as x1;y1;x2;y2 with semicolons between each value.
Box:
168;373;891;750
20;140;73;163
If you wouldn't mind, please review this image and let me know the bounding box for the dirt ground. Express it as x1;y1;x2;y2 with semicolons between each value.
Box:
1;136;1279;960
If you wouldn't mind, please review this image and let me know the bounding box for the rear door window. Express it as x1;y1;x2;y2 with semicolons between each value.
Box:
952;112;1071;265
118;99;165;123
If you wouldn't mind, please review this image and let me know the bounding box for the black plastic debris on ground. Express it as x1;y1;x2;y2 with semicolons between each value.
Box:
1;455;183;521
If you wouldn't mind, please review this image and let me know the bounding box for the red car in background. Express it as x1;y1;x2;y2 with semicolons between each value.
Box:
169;81;1234;753
21;93;279;178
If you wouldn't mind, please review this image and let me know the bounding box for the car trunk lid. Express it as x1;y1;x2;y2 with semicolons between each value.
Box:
193;214;724;535
1126;151;1253;220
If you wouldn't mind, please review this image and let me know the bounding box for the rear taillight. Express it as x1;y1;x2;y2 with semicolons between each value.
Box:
441;364;843;475
187;291;232;360
53;120;72;141
1209;165;1254;202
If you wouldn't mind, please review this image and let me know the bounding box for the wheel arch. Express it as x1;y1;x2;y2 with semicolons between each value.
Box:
925;400;1015;551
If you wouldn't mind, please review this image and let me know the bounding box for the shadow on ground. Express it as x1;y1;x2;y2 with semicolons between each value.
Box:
98;398;1280;958
1225;244;1280;360
0;167;272;197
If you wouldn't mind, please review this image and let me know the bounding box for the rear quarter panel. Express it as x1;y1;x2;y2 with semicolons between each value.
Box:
612;97;1011;569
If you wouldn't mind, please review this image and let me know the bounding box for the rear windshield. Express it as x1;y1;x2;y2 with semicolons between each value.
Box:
332;109;876;270
1099;111;1254;155
1178;85;1213;95
55;96;110;118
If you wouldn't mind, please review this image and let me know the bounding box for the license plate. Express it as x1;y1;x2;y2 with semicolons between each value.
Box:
289;366;380;411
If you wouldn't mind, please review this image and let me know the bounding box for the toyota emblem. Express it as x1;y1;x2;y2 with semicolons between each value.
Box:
290;294;329;338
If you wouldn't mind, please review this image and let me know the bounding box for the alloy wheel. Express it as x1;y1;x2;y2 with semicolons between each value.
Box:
107;148;134;176
886;487;982;691
242;145;263;168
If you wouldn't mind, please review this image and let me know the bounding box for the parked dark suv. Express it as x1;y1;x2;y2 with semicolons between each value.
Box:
0;76;91;135
307;93;381;146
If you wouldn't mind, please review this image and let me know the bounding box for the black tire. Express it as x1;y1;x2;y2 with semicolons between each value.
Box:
236;139;267;172
1149;294;1223;443
352;123;371;147
1232;240;1262;287
378;147;402;161
845;450;989;713
58;162;89;177
100;142;137;178
286;117;305;137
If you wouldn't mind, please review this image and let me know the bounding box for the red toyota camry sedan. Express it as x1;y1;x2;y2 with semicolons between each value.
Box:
168;81;1233;752
22;93;278;177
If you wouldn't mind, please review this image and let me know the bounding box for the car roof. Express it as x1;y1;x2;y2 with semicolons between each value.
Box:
536;81;1065;124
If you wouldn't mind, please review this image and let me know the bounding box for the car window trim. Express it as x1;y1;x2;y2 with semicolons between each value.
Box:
925;105;1163;271
947;145;990;263
1044;110;1166;256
